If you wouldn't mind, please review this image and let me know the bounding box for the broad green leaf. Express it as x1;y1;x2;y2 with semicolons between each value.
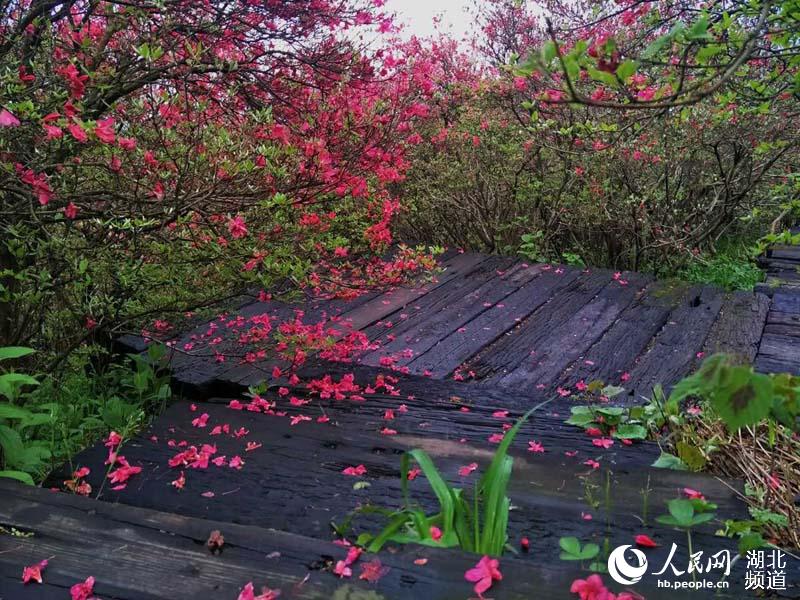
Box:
651;452;688;470
667;499;695;526
0;470;34;485
676;441;707;470
616;60;637;82
711;368;773;430
0;347;34;361
613;424;647;440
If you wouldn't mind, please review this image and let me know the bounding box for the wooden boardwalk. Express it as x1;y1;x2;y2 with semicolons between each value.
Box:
4;250;800;598
122;250;793;398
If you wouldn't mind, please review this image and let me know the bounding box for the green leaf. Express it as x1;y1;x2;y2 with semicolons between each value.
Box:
711;368;773;430
587;66;618;87
615;61;637;82
676;441;707;470
738;532;767;555
541;41;556;64
0;470;34;485
559;536;581;555
0;347;35;361
686;15;711;41
0;403;34;420
613;424;647;440
667;499;695;526
651;452;688;471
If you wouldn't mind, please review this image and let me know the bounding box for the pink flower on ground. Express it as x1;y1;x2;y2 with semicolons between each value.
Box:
0;108;20;127
527;440;545;453
70;576;95;600
342;464;367;476
64;202;78;219
22;559;48;584
237;581;280;600
570;573;635;600
429;526;442;541
464;555;502;598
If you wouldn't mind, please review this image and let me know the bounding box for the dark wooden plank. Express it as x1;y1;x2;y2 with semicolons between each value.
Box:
623;286;725;402
47;398;753;585
465;269;614;380
773;291;800;313
497;272;651;390
764;310;800;337
358;258;529;369
556;281;691;390
332;251;492;333
756;333;800;373
0;480;756;600
701;291;770;362
407;264;581;378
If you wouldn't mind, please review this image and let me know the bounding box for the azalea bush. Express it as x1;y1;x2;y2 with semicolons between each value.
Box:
0;0;438;370
397;0;799;276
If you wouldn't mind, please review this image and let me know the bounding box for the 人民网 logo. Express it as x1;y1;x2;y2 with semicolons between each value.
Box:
608;545;648;585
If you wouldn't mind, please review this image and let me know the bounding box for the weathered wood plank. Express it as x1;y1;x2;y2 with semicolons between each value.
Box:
497;272;651;390
357;256;518;367
556;281;690;390
466;269;614;380
407;265;581;378
332;251;492;334
701;291;770;362
0;480;609;600
623;286;725;402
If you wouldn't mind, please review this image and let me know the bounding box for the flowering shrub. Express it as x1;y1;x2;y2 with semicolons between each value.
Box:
0;0;435;365
398;0;799;274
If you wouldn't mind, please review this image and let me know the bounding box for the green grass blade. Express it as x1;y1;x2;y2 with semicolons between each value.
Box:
407;449;455;532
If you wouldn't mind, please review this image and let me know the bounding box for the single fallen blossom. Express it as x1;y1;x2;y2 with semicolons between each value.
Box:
413;557;428;566
527;440;545;453
22;559;48;584
592;438;614;449
359;558;390;583
583;459;600;470
333;560;352;578
634;534;658;548
570;574;635;600
70;576;96;600
464;555;502;599
407;467;421;481
206;530;224;554
237;581;280;600
171;471;186;490
458;462;478;477
429;526;442;541
342;464;367;476
520;537;530;552
683;487;705;500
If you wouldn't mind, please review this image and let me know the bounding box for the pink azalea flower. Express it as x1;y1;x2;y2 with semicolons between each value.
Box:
22;559;48;584
429;526;442;541
464;555;502;598
527;440;545;453
94;117;115;143
64;202;78;219
342;464;367;476
0;108;20;127
228;215;248;239
68;121;88;142
458;462;478;477
70;576;95;600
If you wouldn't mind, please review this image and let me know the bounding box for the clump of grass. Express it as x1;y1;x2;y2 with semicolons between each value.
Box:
341;400;551;556
677;248;763;291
